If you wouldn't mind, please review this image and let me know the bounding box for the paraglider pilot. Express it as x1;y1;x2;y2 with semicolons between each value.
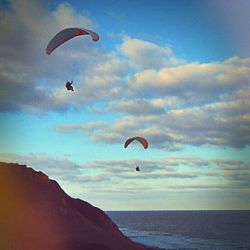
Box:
65;80;74;91
136;166;140;171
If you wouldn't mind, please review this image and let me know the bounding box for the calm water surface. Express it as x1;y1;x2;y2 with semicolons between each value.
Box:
106;210;250;250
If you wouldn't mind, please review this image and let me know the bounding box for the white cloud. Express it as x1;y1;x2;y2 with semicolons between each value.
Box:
54;121;108;134
1;0;250;150
1;153;248;191
101;99;166;116
127;59;250;102
0;152;82;180
116;171;197;179
56;90;250;148
119;36;185;70
0;0;125;112
1;0;250;116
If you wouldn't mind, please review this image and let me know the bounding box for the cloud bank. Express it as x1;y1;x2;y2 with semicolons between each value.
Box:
1;0;250;151
1;153;249;193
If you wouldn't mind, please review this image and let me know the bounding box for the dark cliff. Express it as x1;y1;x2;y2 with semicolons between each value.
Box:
0;162;154;250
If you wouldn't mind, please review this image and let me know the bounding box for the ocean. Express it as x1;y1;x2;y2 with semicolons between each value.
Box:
106;210;250;250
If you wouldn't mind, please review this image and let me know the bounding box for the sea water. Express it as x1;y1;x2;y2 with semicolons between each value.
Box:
106;210;250;250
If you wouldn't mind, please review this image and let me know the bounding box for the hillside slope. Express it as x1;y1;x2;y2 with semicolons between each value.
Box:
0;162;155;250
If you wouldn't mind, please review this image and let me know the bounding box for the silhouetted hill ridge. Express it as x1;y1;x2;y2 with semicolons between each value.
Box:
0;162;156;250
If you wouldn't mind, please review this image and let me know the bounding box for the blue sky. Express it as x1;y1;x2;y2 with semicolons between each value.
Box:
0;0;250;210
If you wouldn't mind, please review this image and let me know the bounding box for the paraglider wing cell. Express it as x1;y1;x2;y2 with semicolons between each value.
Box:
46;28;99;55
124;137;149;149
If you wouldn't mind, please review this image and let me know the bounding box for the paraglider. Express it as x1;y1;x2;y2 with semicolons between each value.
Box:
124;137;148;171
46;27;99;55
124;137;149;149
65;80;74;91
46;27;99;90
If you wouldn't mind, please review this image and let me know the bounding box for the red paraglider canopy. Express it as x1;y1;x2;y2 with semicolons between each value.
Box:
46;27;99;55
124;137;149;149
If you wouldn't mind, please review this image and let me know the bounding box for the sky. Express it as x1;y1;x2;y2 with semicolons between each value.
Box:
0;0;250;210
